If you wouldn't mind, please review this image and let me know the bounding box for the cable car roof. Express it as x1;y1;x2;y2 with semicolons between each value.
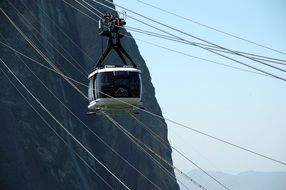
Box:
88;66;141;78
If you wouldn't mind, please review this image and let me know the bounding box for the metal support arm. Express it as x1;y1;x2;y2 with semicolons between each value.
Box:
94;15;137;69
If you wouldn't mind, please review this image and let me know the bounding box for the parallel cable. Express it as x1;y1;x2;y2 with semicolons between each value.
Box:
0;65;113;190
120;32;270;77
0;40;88;88
17;46;162;189
2;3;173;186
51;5;286;165
140;106;286;166
62;0;99;23
8;0;88;77
1;8;88;99
0;57;131;190
133;0;286;56
106;112;215;190
74;0;102;19
125;26;286;66
2;32;200;188
3;0;285;181
2;19;190;187
2;36;168;189
68;0;286;80
88;89;286;167
73;0;286;65
4;2;286;181
82;0;105;16
98;0;286;81
7;5;165;189
103;112;192;190
2;4;223;189
1;36;161;190
129;113;230;190
69;0;275;78
75;1;286;66
26;1;96;64
13;0;286;186
1;35;237;189
1;30;163;189
105;0;286;74
203;46;286;66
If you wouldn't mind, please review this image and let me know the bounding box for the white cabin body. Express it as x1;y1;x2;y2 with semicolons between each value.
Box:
88;66;142;111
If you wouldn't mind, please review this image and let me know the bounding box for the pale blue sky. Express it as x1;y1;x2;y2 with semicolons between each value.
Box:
114;0;286;174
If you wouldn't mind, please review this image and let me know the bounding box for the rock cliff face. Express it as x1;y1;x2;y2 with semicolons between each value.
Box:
0;0;179;190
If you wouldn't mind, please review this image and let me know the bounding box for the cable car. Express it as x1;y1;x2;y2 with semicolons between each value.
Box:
88;14;142;113
88;65;142;110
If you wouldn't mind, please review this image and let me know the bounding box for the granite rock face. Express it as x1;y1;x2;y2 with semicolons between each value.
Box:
0;0;179;189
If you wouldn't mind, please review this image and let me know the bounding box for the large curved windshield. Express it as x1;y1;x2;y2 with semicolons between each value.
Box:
95;71;141;98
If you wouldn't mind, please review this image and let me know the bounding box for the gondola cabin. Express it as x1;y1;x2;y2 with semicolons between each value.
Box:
88;66;142;111
88;14;143;113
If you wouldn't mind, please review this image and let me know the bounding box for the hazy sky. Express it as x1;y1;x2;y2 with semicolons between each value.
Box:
114;0;286;174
